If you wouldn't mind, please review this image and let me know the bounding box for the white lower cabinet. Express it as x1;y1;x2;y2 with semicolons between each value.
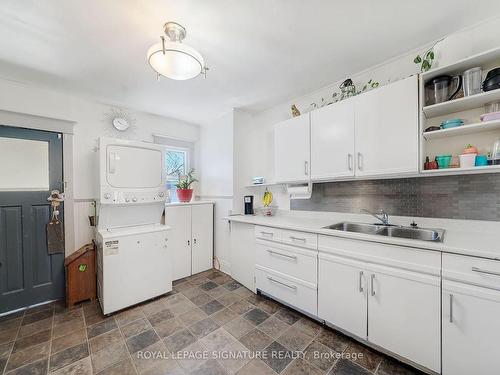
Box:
165;203;214;280
191;204;214;274
318;235;440;373
442;281;500;375
367;265;440;373
318;253;367;339
230;222;256;291
441;253;500;375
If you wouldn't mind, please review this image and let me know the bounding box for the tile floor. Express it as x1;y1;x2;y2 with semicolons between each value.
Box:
0;269;424;375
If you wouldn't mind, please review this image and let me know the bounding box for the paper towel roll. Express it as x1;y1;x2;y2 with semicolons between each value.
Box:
287;183;312;199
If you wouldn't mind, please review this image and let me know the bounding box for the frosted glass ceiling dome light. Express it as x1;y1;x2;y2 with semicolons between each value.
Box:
147;22;207;81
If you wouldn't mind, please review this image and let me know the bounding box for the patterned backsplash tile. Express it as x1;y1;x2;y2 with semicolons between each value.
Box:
291;173;500;221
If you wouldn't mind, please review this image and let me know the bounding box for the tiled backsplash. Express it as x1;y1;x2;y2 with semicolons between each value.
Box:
291;173;500;221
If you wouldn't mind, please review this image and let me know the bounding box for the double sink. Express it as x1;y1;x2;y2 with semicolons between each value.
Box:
323;222;444;242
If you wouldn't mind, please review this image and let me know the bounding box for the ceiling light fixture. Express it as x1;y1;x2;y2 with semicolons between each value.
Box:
147;22;207;81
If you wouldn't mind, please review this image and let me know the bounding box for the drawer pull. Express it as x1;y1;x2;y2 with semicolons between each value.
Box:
358;271;364;293
267;276;297;290
267;249;297;261
370;274;376;296
471;267;500;277
449;294;454;323
289;236;306;242
260;231;274;237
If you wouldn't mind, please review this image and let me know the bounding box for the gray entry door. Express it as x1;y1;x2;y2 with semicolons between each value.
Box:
0;125;65;314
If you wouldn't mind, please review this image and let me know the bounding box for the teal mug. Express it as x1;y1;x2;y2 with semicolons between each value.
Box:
475;155;488;166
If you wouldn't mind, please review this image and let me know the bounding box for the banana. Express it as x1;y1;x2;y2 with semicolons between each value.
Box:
262;189;273;207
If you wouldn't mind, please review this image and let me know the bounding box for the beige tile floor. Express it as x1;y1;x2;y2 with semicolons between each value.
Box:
0;269;423;375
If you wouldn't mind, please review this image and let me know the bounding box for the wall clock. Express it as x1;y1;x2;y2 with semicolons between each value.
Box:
104;107;137;134
112;117;130;131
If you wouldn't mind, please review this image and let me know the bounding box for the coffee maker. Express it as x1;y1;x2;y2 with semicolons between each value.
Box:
244;196;254;215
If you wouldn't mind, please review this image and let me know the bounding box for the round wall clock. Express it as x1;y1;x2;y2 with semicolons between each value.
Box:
112;117;130;131
104;107;137;135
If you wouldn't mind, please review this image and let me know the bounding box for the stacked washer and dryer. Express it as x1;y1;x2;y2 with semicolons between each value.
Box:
95;137;172;315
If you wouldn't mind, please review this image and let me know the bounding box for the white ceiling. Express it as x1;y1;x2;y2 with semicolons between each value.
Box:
1;1;500;125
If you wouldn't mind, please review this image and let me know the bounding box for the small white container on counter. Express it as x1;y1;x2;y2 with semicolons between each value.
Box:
459;153;477;168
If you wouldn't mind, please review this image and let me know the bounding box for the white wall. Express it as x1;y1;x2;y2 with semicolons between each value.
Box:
0;78;200;254
197;111;234;274
233;15;500;214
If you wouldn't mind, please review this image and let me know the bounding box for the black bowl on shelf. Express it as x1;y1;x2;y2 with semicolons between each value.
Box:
483;67;500;92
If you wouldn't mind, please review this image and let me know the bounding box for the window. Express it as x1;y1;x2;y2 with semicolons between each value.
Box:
153;135;195;203
166;149;187;179
165;147;189;202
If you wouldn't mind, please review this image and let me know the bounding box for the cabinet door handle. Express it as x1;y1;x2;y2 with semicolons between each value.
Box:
193;238;197;244
357;152;363;171
449;294;454;323
358;271;364;293
187;240;190;246
289;236;306;242
267;249;297;261
348;154;353;171
370;274;375;296
304;161;309;175
267;276;297;290
471;267;500;277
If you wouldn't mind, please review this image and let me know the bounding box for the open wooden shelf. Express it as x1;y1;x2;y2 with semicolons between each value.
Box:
422;89;500;118
423;119;500;140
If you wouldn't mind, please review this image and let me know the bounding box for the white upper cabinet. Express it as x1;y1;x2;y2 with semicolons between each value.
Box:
311;99;355;179
354;75;419;176
274;114;311;183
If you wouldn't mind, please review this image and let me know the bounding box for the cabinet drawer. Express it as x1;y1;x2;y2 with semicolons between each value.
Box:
281;229;318;250
255;242;317;283
319;235;440;276
255;266;317;316
255;226;282;242
443;253;500;290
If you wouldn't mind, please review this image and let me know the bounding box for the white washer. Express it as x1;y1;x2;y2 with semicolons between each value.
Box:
95;137;171;315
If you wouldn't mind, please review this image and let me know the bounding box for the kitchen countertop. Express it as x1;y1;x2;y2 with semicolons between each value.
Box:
165;200;215;206
225;211;500;260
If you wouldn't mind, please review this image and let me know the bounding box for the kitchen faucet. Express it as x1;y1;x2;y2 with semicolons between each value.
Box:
361;208;390;225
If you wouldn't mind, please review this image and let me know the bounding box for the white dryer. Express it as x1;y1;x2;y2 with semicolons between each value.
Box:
95;137;171;314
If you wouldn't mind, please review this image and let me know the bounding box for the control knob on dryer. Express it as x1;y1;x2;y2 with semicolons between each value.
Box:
132;197;138;202
159;192;165;197
125;198;130;203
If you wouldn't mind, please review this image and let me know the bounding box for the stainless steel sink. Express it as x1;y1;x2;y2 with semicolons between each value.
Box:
323;222;444;242
323;222;382;234
378;226;444;242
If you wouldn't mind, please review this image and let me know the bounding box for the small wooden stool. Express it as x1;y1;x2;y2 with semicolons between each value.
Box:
65;243;96;307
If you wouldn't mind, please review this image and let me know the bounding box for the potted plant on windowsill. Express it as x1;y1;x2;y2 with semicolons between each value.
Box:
176;168;197;202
